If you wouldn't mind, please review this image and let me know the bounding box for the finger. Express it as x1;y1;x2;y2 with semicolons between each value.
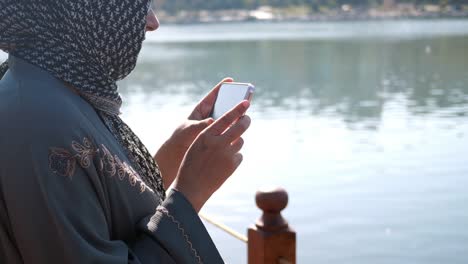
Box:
220;152;243;182
222;115;251;143
189;118;214;132
189;77;234;120
207;101;250;136
233;153;243;168
230;137;244;154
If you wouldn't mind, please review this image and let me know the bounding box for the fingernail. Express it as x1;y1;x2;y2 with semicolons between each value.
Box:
242;101;250;108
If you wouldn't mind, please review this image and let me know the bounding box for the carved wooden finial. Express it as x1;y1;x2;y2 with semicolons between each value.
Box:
255;187;289;232
248;187;296;264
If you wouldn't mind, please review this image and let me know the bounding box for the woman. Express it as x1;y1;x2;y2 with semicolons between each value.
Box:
0;1;250;263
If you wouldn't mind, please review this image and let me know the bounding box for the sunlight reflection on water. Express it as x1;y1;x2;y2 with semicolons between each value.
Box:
121;20;468;263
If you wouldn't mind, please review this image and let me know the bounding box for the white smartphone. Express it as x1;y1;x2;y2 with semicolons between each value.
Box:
211;82;255;120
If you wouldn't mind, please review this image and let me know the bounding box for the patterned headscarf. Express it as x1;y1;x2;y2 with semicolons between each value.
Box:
0;0;165;200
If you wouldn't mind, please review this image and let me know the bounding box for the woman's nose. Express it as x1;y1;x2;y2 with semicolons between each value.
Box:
146;9;160;32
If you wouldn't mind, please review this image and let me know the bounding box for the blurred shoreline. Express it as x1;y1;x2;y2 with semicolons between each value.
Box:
157;4;468;24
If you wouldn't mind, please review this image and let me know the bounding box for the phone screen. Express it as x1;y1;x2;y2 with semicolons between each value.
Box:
211;83;254;120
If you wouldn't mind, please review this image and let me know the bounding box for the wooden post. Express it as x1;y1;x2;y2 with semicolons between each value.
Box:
248;187;296;264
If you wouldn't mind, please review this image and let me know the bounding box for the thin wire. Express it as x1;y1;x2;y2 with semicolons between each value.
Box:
199;213;248;243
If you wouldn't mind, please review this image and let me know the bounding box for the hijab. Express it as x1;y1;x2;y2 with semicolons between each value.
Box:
0;0;165;200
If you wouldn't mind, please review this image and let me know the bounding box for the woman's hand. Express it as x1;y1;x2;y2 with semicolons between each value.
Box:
155;78;234;190
172;100;251;212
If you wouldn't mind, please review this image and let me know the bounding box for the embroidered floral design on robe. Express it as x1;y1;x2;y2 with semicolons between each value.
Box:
49;148;76;179
49;137;151;193
72;137;97;168
100;144;117;177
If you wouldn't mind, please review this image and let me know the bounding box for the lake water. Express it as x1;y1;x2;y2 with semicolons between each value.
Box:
2;20;468;263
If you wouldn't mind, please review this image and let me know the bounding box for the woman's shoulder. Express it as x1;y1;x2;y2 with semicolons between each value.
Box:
0;58;103;147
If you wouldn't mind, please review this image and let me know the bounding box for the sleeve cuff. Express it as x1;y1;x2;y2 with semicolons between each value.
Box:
138;189;224;264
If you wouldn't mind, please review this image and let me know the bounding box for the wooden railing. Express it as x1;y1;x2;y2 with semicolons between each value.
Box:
201;187;296;264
